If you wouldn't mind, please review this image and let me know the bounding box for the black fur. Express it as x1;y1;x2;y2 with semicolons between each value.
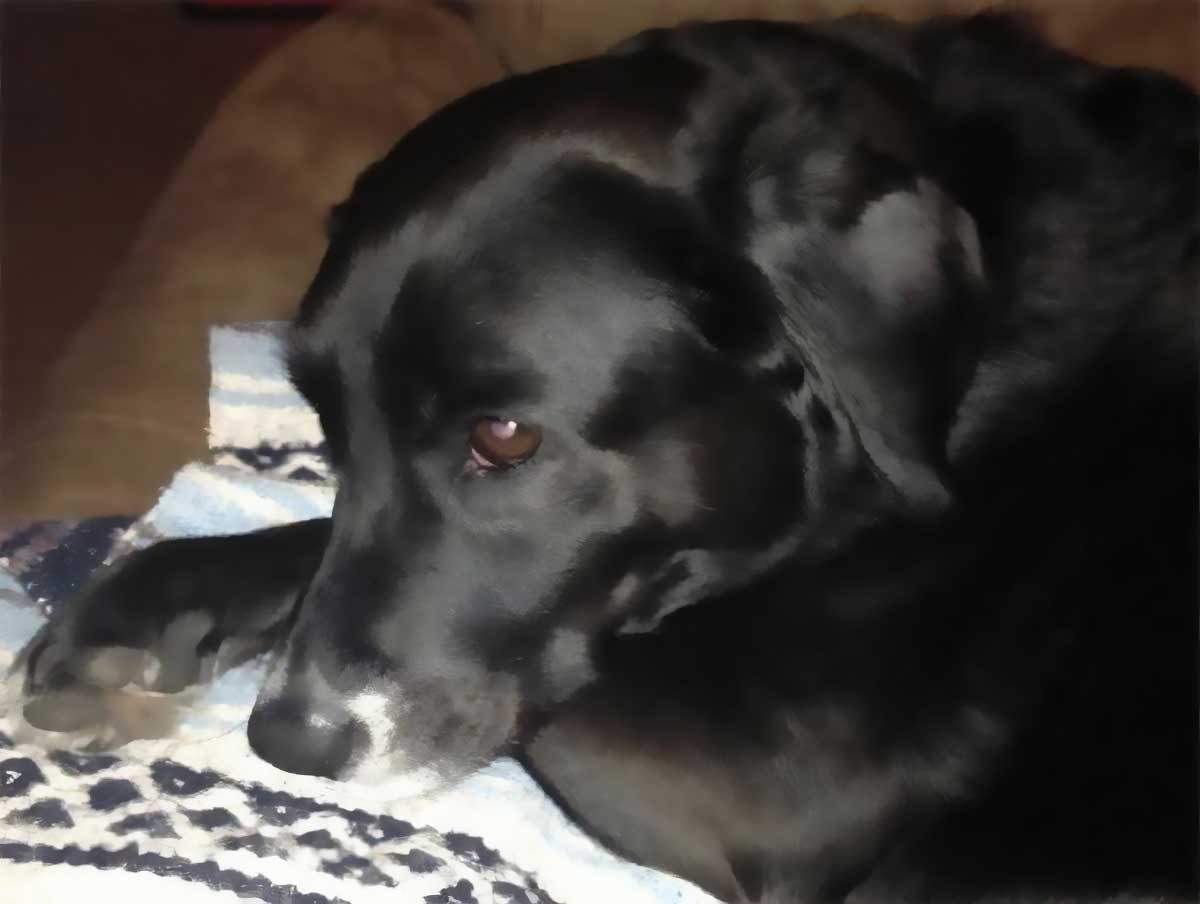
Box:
21;14;1198;903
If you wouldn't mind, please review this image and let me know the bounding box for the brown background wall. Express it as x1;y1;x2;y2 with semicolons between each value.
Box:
1;1;306;437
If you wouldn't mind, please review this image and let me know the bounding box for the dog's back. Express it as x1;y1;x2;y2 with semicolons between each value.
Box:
876;14;1198;900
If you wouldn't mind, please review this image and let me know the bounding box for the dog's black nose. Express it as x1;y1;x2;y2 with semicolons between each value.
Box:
247;695;359;779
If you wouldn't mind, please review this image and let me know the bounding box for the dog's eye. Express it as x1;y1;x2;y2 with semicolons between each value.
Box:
469;417;542;469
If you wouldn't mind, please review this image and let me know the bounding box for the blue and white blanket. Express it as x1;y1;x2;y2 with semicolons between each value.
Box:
0;324;716;904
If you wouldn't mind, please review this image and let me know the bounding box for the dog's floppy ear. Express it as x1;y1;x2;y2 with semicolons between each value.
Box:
748;173;985;514
682;81;985;514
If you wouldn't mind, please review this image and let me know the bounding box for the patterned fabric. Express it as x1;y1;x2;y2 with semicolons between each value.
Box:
0;735;559;904
0;519;134;620
0;324;716;904
208;323;331;484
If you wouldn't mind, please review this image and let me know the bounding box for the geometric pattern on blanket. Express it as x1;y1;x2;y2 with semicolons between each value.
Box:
0;728;556;904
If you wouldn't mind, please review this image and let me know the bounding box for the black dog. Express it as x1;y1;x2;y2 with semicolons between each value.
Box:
19;13;1197;903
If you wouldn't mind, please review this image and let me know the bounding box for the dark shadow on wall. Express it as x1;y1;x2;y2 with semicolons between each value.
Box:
0;0;306;438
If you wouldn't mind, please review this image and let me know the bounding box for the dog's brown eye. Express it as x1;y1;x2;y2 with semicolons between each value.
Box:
469;418;542;469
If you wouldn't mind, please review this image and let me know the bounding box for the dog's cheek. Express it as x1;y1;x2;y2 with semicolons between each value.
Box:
538;627;598;704
631;436;705;528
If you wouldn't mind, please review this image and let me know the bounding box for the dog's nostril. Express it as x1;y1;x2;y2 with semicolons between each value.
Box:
247;697;359;780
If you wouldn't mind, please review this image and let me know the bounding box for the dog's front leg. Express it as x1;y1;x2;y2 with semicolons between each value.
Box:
14;518;329;747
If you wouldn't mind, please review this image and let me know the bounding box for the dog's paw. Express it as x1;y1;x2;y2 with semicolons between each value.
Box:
12;606;219;750
6;529;311;750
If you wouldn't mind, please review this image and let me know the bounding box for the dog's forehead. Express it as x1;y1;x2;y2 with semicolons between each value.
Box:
293;159;699;419
389;232;692;420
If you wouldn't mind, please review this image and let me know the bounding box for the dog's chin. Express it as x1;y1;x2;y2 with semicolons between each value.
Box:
339;761;449;800
333;753;484;801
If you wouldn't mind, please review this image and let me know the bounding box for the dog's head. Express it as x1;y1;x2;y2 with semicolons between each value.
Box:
247;25;985;788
